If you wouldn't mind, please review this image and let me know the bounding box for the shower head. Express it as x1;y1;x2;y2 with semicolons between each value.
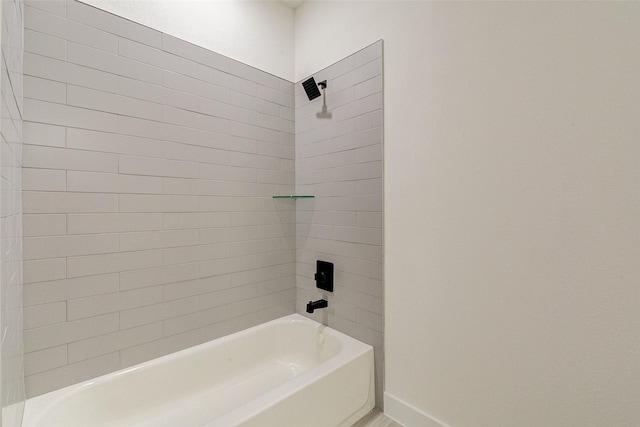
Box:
302;77;322;101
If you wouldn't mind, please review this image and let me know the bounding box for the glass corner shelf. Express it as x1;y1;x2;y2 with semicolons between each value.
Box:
272;195;315;199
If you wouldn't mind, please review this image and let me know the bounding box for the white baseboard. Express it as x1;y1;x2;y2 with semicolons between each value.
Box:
383;392;450;427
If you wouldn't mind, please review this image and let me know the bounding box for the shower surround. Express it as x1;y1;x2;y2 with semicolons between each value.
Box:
21;0;384;406
22;0;296;397
1;0;26;424
295;41;384;405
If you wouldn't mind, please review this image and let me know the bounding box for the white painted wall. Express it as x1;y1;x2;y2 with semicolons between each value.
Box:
80;0;295;81
296;1;640;426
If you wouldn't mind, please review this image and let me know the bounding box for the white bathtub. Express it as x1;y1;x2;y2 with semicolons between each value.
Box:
23;314;375;427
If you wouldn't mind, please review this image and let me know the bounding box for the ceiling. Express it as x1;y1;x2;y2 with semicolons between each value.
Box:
280;0;306;9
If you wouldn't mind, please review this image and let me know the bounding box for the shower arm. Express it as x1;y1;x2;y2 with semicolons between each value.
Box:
318;81;328;110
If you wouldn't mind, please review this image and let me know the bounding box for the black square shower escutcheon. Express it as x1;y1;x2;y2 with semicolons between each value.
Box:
314;260;334;292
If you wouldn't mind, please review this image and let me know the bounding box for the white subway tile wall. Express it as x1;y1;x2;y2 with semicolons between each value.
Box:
295;41;384;406
1;0;26;424
23;0;296;397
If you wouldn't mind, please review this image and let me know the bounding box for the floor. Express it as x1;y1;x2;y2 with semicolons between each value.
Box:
353;409;404;427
